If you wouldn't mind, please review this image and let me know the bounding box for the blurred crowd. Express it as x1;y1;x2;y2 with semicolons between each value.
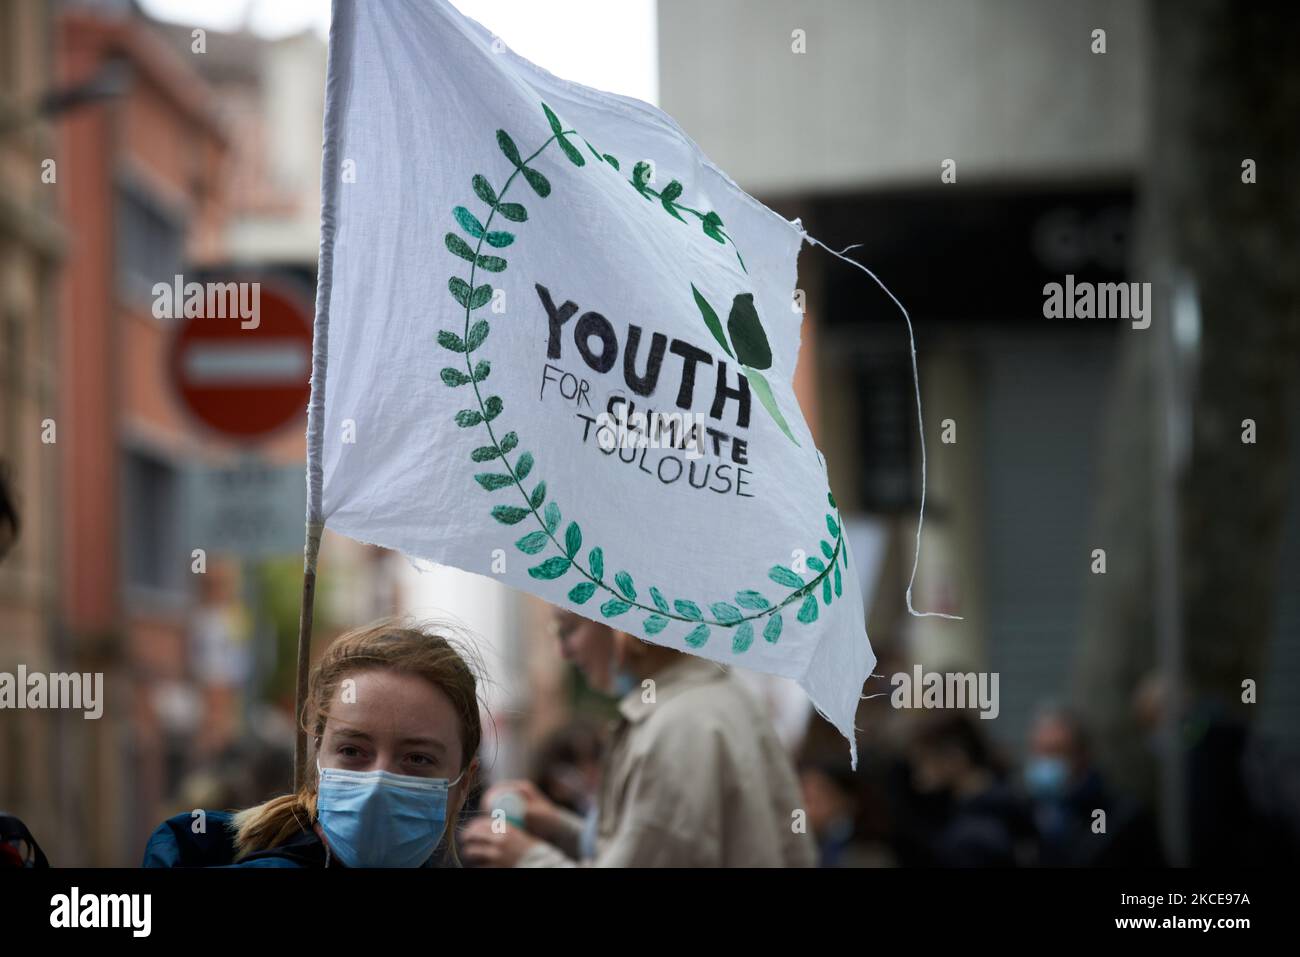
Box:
476;698;1300;867
451;633;1300;868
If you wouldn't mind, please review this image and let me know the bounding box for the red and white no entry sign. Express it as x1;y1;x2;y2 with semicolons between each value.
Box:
169;283;313;441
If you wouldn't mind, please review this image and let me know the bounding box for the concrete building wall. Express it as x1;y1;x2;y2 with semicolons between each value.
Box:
656;0;1151;755
658;0;1147;193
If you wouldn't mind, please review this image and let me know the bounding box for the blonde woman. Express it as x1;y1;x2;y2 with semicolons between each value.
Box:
143;619;481;868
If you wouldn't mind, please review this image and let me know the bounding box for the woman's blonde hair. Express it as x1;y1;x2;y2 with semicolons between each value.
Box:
232;617;483;864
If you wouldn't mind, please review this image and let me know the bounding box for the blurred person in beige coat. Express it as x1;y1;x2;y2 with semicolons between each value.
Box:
462;608;816;867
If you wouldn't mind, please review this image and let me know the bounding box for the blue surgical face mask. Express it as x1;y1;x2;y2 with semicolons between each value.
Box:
1024;756;1069;799
316;760;463;868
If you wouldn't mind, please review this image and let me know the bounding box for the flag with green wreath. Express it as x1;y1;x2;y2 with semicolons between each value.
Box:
310;0;876;765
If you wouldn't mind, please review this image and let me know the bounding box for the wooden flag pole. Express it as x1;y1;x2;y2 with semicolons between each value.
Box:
293;522;324;792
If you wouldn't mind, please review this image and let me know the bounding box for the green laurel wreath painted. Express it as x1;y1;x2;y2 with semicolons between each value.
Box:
438;101;848;652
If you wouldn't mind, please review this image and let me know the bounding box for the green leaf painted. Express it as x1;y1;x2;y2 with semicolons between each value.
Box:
454;206;485;238
691;284;734;358
514;451;534;480
557;135;586;167
448;277;472;307
472;174;497;206
807;556;826;573
727;293;772;370
736;590;770;610
484;395;504;422
631;161;654;199
710;602;742;625
600;598;631;617
516;530;548;554
472;359;490;381
476;253;508;272
797;593;819;624
828;490;837;509
497;129;522;167
745;369;800;446
455;409;483;427
522;167;551;197
603;154;620;170
701;210;726;243
484;231;514;248
674;599;703;621
529;556;572;580
475;472;514;491
441;368;471;386
445;233;477;263
492;505;530;525
466;320;489;351
542;102;564;136
763;614;783;643
497;202;528;222
614;571;636;601
470;445;501;462
732;621;754;653
826;514;841;538
822;576;832;605
568;581;597;604
500;432;519;453
542;501;560;533
834;565;842;598
589;547;604;580
649;586;669;614
529;481;546;509
564;522;581;558
769;566;803;589
684;623;710;647
659;180;685;221
438;330;467;353
821;540;835;560
644;614;669;635
469;285;493;310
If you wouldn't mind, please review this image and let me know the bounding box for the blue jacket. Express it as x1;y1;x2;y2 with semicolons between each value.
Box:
142;811;326;868
141;810;460;868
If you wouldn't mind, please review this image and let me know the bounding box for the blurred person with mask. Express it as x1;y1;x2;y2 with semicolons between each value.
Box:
142;619;481;868
908;712;1031;867
462;607;815;867
1024;703;1163;867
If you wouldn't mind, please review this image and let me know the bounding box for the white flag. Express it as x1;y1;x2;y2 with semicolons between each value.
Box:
311;0;875;765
